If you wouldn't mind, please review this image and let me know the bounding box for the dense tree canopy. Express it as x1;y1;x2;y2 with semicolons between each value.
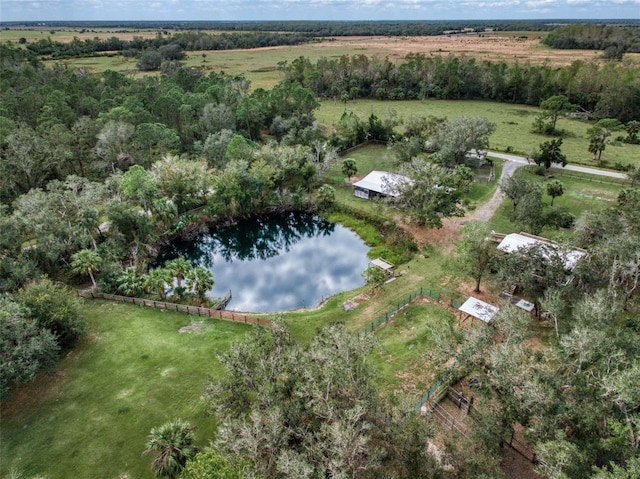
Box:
205;322;442;479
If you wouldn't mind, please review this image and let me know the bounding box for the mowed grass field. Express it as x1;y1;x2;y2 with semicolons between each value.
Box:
316;99;640;168
485;166;628;241
0;301;252;479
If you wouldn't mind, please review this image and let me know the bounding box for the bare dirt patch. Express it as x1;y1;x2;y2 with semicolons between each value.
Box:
178;321;207;334
501;445;544;479
399;219;460;252
0;370;66;418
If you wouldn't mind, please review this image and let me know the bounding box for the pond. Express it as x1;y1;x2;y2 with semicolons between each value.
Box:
155;212;371;312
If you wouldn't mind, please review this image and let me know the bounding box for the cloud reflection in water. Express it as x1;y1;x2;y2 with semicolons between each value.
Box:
156;213;370;312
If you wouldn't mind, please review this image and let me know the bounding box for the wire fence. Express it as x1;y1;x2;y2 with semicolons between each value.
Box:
357;286;442;338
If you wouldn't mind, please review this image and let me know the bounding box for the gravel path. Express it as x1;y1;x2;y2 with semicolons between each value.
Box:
464;159;521;223
487;151;628;179
460;152;629;225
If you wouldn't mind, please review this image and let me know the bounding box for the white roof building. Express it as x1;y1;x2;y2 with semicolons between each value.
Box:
497;233;586;270
353;171;409;200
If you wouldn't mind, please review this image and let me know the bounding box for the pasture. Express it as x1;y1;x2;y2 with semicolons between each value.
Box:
316;99;640;168
22;30;638;89
485;166;628;241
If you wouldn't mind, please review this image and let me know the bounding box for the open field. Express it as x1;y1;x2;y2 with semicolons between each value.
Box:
485;165;628;241
0;27;165;43
370;300;458;396
316;99;640;168
26;31;638;90
0;301;252;479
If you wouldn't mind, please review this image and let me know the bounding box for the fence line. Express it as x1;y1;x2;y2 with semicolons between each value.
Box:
338;139;387;157
77;290;270;327
554;170;629;185
419;371;541;465
429;402;469;438
357;286;442;338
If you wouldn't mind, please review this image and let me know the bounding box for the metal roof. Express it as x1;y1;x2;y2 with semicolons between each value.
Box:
497;233;586;270
370;257;394;271
458;297;499;323
353;171;409;197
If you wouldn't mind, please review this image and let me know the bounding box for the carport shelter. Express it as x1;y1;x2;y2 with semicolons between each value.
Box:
458;297;499;324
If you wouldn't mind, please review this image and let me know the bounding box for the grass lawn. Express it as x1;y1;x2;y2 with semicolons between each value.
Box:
370;301;458;397
316;99;640;169
0;300;252;479
485;166;627;241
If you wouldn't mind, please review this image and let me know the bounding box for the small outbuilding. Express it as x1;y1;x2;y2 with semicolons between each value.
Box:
353;171;409;200
496;232;586;271
369;257;395;276
458;297;499;324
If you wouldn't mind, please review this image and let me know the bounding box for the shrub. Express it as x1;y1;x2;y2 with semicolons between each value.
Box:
0;296;60;399
545;207;576;229
18;277;84;350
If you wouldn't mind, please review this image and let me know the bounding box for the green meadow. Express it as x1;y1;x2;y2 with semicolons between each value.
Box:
316;99;640;168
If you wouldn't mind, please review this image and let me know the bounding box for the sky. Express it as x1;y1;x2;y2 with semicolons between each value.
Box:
1;0;638;22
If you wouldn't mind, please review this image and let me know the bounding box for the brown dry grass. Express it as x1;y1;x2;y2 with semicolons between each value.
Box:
9;27;638;68
310;34;612;66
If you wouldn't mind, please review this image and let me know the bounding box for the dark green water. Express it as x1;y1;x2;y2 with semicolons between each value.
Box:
155;212;370;312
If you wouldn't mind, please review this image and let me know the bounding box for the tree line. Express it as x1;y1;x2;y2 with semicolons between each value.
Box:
543;23;640;59
279;53;640;123
21;30;315;58
3;19;572;35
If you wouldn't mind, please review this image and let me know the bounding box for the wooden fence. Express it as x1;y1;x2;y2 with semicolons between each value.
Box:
77;290;271;327
421;381;540;465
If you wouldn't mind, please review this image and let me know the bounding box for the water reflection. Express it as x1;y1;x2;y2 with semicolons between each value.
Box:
155;213;370;312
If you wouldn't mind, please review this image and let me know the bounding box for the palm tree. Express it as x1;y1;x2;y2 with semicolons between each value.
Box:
165;257;193;288
186;266;214;304
117;267;144;297
144;267;172;299
71;249;101;288
143;419;198;479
